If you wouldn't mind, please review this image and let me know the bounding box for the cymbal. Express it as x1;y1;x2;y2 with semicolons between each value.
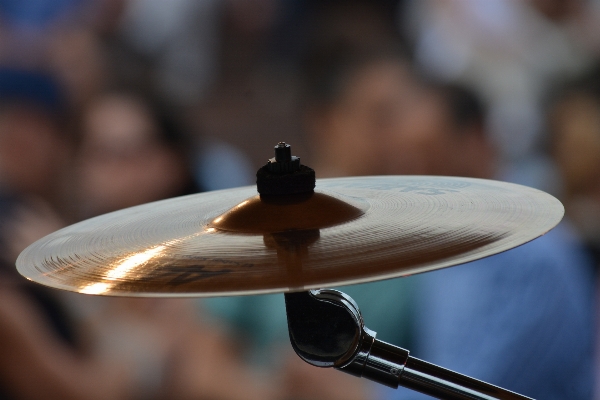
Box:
16;176;563;297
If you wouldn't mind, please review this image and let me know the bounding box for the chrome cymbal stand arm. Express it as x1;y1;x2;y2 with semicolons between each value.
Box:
284;290;533;400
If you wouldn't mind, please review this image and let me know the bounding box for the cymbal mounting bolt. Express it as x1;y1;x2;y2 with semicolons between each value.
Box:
267;142;300;174
275;142;292;162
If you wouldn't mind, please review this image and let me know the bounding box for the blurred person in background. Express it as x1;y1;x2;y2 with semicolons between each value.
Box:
292;41;595;399
201;42;420;400
193;0;407;171
70;89;278;400
300;42;594;398
303;43;419;177
0;68;137;399
383;82;595;399
0;71;278;398
547;64;600;399
400;0;600;195
75;91;200;218
549;64;600;261
301;42;423;349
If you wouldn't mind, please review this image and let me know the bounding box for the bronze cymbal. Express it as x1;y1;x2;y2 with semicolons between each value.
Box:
16;176;563;297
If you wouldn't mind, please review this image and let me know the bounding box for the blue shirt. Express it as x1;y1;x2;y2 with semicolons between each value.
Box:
384;223;595;399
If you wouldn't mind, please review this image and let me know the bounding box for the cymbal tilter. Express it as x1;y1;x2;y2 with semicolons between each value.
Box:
284;289;533;400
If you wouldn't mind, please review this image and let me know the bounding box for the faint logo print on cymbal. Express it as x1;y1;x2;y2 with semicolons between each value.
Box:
153;264;234;286
394;185;461;195
325;178;471;195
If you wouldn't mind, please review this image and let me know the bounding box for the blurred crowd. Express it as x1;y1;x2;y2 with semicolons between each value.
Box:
1;0;600;399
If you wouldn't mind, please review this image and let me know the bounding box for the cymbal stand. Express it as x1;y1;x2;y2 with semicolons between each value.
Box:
264;143;532;399
284;290;533;400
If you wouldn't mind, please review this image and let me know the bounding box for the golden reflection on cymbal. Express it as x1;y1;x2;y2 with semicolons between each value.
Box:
78;228;219;294
80;282;111;295
79;244;167;294
17;176;564;297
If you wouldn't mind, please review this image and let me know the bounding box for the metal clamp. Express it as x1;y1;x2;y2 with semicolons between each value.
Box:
284;289;533;399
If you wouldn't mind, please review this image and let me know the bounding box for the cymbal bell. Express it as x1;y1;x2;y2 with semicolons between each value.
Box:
16;176;563;297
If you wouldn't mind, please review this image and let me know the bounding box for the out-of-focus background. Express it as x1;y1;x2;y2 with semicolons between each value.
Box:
1;0;600;399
